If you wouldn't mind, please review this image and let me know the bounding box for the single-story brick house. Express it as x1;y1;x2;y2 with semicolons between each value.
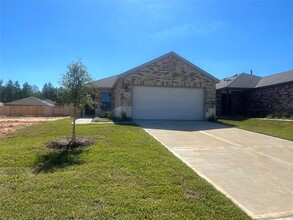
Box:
216;70;293;117
91;51;219;120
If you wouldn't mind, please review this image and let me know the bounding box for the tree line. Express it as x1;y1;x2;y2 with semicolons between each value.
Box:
0;80;64;104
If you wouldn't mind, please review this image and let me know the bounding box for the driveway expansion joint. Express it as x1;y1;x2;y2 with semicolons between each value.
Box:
135;120;293;220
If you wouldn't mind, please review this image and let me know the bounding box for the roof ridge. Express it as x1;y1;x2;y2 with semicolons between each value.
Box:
229;73;262;88
169;52;219;82
118;51;175;77
256;69;293;88
223;73;243;88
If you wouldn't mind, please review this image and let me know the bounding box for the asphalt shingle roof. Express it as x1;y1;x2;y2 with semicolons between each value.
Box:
43;99;56;105
256;70;293;88
5;97;55;106
216;74;240;90
216;73;262;89
217;70;293;90
91;75;118;89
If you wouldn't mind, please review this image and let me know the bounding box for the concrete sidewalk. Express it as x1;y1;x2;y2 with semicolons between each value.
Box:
74;118;93;124
73;118;113;124
135;120;293;220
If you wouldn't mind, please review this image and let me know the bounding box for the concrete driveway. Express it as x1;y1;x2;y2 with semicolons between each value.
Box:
135;120;293;220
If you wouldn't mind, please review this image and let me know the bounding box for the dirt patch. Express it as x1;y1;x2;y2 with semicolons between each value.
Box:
46;137;96;149
0;117;68;137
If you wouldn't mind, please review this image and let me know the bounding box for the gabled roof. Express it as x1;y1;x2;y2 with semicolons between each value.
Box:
5;97;55;106
216;73;262;89
92;51;219;89
119;51;219;83
217;70;293;90
256;70;293;88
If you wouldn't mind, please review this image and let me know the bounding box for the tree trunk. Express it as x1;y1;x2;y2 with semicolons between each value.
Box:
72;103;77;142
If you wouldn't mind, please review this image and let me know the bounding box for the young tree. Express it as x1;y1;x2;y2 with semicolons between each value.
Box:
60;59;93;142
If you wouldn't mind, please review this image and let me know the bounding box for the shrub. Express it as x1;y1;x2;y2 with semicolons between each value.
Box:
105;111;113;120
266;113;275;119
281;112;290;119
91;117;100;122
121;111;127;120
208;114;218;122
274;112;282;118
267;112;292;119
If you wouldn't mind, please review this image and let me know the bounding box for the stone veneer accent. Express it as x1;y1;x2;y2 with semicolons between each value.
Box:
112;55;216;119
216;82;293;117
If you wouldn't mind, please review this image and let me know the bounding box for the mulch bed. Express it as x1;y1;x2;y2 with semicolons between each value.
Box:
46;137;96;150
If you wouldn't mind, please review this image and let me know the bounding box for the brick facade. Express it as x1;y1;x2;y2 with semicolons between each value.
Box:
112;54;217;119
216;91;222;116
217;82;293;117
216;90;245;116
245;83;293;117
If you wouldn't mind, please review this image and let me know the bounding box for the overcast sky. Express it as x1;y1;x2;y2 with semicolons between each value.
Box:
1;0;292;88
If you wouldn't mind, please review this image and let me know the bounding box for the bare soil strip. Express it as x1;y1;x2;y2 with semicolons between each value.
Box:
0;117;68;137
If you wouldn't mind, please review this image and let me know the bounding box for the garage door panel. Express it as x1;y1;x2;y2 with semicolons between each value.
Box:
132;86;204;120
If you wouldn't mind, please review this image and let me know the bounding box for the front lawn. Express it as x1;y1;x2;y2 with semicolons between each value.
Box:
0;119;250;219
218;117;293;141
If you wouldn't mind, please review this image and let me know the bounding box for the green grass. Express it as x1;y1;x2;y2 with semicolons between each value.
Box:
0;119;250;219
218;117;293;141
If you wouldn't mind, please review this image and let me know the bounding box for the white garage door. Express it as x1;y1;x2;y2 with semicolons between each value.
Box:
132;86;204;120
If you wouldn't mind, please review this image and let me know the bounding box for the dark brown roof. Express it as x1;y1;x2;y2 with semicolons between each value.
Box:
5;97;55;106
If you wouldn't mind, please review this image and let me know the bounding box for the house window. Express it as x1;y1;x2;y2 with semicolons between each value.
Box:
101;92;111;111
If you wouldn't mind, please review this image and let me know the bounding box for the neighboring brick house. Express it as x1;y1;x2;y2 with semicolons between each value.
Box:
216;70;293;117
91;51;219;120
